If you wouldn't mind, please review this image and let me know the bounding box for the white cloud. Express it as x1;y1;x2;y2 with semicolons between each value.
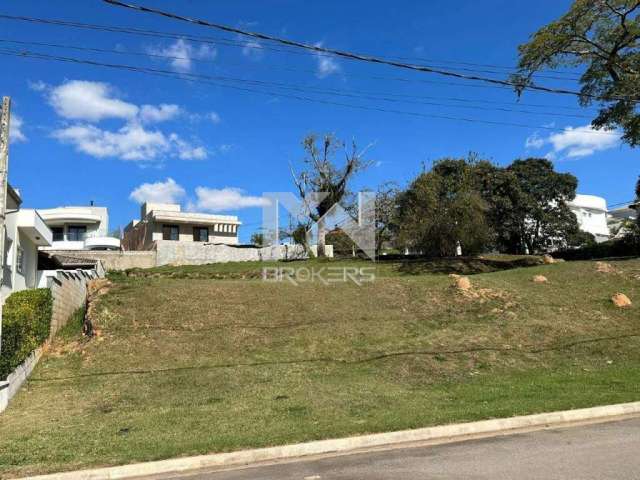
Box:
48;80;139;122
44;80;212;163
549;125;620;158
524;124;621;159
525;132;545;149
52;123;208;163
147;38;217;73
241;40;264;61
129;178;186;204
314;42;340;78
52;123;170;162
169;133;207;160
193;187;269;212
208;111;221;124
9;114;27;143
28;80;47;92
139;104;182;123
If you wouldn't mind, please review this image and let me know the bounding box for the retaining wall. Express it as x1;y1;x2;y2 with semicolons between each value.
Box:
1;268;102;413
45;250;157;271
154;242;317;266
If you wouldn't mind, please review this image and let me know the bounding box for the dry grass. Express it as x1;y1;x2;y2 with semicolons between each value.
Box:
1;257;639;477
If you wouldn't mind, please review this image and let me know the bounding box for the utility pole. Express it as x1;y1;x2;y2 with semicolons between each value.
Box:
0;96;11;355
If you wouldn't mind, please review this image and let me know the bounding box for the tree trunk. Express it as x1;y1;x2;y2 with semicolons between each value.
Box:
317;217;326;257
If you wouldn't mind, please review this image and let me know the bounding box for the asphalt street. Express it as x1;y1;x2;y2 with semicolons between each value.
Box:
153;417;640;480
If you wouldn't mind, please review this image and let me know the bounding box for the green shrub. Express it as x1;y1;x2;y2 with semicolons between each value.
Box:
0;289;53;380
554;234;640;261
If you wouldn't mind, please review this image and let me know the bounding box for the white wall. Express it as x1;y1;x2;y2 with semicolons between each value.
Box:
1;213;40;304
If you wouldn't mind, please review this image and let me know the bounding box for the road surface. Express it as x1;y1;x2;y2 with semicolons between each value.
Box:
152;418;640;480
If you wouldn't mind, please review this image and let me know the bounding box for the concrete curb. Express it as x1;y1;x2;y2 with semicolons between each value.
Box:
17;401;640;480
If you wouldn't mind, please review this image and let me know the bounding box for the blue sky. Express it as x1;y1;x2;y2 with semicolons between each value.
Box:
1;0;636;241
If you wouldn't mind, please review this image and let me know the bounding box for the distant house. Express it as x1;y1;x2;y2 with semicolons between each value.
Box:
37;206;120;251
122;202;241;251
568;194;610;243
607;202;638;239
1;185;52;304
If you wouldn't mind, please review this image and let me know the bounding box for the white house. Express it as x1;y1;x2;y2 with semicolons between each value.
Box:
1;185;52;304
568;194;610;243
122;202;241;250
37;205;120;251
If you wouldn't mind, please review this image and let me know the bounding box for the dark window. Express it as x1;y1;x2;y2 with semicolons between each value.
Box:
162;224;180;241
51;227;64;242
193;226;209;242
16;246;24;274
67;225;87;241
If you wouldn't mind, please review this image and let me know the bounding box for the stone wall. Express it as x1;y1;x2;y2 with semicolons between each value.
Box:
154;242;314;266
45;250;157;271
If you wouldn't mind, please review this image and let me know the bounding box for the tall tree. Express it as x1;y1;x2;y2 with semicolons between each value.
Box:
397;159;492;257
514;1;640;145
291;133;371;257
506;158;580;253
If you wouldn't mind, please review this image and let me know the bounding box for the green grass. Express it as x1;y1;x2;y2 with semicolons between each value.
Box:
1;256;639;478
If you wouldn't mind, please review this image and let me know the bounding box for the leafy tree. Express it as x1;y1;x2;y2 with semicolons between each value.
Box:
326;227;356;256
505;158;580;253
514;1;640;145
397;159;492;256
250;231;264;246
291;133;372;257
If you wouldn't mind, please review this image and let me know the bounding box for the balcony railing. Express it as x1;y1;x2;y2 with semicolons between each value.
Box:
53;232;120;242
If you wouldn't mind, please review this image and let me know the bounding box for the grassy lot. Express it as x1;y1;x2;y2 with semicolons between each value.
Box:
1;256;640;477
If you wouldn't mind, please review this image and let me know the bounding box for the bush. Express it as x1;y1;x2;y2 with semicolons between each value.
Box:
0;289;53;380
554;234;640;261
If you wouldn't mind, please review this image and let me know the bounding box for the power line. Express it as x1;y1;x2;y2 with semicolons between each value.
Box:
0;13;583;82
0;15;599;109
0;48;621;136
0;40;594;120
101;0;635;102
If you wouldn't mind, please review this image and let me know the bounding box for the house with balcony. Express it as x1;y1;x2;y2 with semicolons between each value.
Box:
1;185;52;304
122;202;240;251
37;205;120;251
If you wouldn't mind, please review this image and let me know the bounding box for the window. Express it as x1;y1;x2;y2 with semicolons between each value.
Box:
67;225;87;241
51;227;64;241
162;224;180;241
16;246;24;274
193;226;209;242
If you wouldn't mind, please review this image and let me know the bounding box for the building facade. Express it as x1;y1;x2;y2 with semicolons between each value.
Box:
123;203;241;251
568;194;610;243
1;185;52;304
37;206;120;251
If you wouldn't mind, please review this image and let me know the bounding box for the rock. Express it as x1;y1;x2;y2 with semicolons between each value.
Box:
611;293;632;308
596;261;615;273
533;275;548;283
542;254;556;264
455;276;472;291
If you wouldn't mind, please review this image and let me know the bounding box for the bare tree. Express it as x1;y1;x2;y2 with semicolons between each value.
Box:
291;133;372;257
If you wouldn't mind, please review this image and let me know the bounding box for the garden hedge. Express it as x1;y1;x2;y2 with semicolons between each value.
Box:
0;288;53;380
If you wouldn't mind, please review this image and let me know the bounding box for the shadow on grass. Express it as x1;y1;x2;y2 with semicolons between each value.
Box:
388;255;543;276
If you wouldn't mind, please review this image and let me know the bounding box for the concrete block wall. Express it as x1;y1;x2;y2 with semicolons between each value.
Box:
45;250;157;271
154;242;313;266
1;268;102;413
46;269;99;338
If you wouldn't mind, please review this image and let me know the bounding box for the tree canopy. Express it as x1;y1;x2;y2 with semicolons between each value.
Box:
515;0;640;145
